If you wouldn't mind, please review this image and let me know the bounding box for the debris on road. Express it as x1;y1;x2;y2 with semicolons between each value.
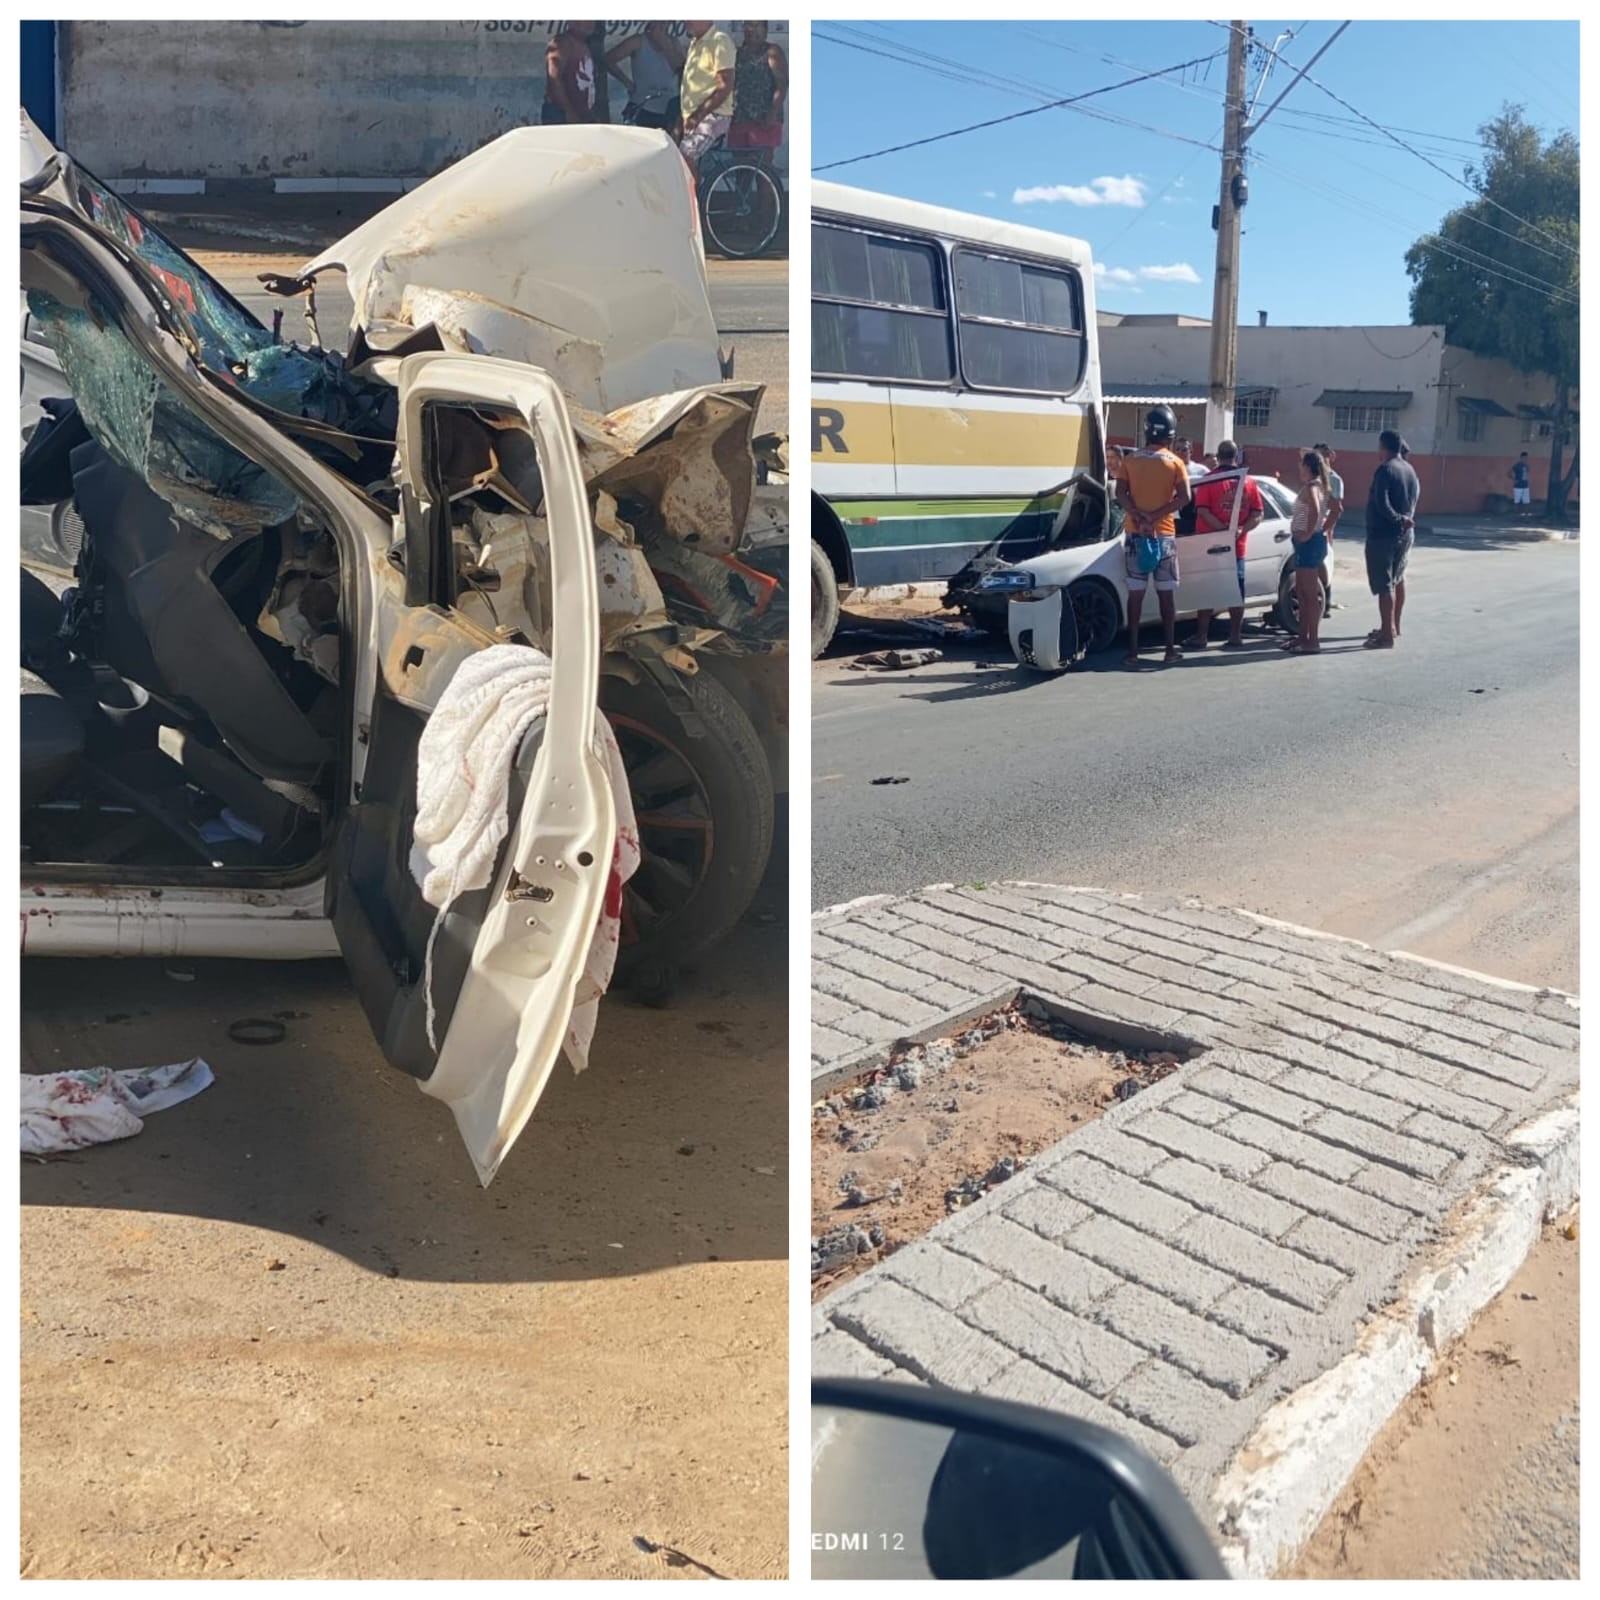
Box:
848;648;943;672
21;1058;215;1156
869;775;910;786
835;609;987;649
228;1018;288;1046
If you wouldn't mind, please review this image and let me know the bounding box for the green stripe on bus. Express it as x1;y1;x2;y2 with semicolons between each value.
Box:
830;495;1066;521
842;509;1059;552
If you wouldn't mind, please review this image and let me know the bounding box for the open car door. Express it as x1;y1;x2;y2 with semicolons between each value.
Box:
24;164;616;1186
331;354;617;1186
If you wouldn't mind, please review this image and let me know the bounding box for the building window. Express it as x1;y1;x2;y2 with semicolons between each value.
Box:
1235;393;1272;428
1522;418;1553;443
1457;404;1483;442
1333;404;1400;434
812;222;954;384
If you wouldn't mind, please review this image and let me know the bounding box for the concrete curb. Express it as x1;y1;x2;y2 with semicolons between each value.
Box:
813;880;1579;1572
1414;523;1573;544
1211;1092;1579;1578
845;582;948;603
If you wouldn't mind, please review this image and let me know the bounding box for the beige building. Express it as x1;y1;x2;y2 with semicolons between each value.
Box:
1098;315;1577;514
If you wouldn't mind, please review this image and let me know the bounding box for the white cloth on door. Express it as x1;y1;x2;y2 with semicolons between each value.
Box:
409;643;639;1069
21;1058;215;1155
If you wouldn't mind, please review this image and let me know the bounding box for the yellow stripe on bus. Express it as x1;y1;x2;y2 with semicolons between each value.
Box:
812;399;1090;469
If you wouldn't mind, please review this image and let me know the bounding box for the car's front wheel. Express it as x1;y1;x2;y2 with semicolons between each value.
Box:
1068;578;1122;654
602;668;774;989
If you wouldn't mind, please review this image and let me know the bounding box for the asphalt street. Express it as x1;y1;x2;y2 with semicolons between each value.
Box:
813;536;1578;992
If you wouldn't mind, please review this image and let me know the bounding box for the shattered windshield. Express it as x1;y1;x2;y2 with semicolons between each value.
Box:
28;288;300;537
66;170;272;373
51;168;397;449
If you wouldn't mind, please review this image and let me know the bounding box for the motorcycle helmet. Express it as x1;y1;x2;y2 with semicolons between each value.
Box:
1143;405;1177;445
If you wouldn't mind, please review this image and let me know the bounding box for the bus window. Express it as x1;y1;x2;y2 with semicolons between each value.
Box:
812;223;953;383
953;248;1085;396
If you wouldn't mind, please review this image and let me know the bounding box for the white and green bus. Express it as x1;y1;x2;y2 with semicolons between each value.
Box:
810;181;1110;655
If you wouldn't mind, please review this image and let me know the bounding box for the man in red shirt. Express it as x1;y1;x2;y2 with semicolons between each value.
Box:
1189;439;1263;650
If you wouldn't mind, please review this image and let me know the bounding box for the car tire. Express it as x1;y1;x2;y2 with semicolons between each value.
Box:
810;538;840;659
1271;563;1326;631
1068;578;1122;654
602;667;775;982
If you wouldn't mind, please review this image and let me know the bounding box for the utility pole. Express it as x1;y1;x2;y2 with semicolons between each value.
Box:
1203;21;1351;454
1203;21;1249;456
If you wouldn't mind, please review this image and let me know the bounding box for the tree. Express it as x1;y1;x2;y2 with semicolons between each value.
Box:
1405;106;1579;520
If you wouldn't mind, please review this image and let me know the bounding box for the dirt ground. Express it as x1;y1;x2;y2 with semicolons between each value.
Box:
811;1006;1171;1298
20;914;786;1579
1290;1212;1580;1580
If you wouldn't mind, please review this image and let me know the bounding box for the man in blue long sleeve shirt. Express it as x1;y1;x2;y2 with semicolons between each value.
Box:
1363;428;1419;649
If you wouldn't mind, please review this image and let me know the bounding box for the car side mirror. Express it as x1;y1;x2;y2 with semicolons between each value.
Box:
812;1378;1227;1580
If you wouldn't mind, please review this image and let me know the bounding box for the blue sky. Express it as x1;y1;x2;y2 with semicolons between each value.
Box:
813;20;1579;326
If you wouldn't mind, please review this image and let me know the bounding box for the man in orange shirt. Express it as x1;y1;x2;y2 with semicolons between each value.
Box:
1114;405;1191;665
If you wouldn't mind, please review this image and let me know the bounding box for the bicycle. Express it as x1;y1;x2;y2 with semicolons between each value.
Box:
697;141;785;261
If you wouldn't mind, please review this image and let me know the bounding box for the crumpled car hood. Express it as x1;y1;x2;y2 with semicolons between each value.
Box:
300;126;723;415
573;382;764;555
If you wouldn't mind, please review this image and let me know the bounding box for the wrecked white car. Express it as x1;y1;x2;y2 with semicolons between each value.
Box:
20;118;787;1182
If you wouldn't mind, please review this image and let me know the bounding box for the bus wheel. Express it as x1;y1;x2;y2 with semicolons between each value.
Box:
1069;579;1121;654
811;539;840;658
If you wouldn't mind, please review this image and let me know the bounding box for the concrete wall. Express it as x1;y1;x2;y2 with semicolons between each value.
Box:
58;20;788;182
1098;322;1577;512
1099;323;1447;456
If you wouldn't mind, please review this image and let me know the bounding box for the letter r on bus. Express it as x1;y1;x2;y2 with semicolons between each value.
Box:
813;407;848;454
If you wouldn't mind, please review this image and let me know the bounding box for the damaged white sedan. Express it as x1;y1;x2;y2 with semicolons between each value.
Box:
20;117;786;1183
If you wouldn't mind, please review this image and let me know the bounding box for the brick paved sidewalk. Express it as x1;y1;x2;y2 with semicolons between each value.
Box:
811;883;1579;1515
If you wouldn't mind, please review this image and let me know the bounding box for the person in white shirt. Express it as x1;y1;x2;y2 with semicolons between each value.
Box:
1174;437;1209;482
1313;442;1345;609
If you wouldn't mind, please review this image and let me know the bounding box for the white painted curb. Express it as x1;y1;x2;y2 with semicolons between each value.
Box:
813;893;896;921
814;880;1580;1576
1211;1093;1579;1578
846;582;947;602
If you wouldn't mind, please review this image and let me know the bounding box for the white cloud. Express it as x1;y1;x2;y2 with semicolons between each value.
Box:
1093;263;1139;284
981;189;996;198
1013;174;1147;208
1138;262;1202;284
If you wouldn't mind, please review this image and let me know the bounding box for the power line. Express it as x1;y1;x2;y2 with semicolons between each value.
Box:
1019;25;1485;172
814;22;1575;309
1255;124;1575;269
1249;145;1577;301
812;39;1227;173
1247;25;1578;259
816;29;1221;158
1099;143;1216;254
1248;146;1578;307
